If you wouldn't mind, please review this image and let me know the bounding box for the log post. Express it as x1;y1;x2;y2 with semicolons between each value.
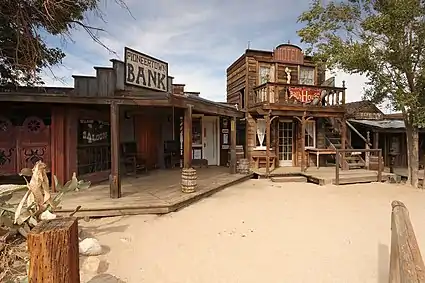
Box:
341;116;347;170
295;112;312;173
109;102;121;199
389;201;425;282
182;105;197;193
230;116;237;174
183;105;193;169
366;131;371;170
28;218;80;283
265;114;271;176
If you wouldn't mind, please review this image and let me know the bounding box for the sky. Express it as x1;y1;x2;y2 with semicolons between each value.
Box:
42;0;382;109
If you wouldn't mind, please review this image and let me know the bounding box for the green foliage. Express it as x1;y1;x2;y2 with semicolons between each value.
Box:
0;0;100;86
298;0;425;126
0;173;90;238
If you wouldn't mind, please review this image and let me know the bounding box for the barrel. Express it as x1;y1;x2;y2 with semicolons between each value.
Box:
228;145;245;166
181;168;197;193
237;158;250;174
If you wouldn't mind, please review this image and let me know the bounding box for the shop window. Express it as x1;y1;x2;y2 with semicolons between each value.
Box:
77;119;111;175
305;121;316;148
299;67;315;85
192;117;202;146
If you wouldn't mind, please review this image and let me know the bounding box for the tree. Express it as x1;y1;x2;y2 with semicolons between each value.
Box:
0;0;129;86
297;0;425;187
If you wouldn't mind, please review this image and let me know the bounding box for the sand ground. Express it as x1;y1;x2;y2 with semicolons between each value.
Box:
79;180;425;283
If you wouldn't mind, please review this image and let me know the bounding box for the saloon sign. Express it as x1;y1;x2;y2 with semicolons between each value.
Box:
288;87;321;103
124;47;168;92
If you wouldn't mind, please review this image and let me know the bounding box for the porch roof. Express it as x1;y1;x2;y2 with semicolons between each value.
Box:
348;119;425;132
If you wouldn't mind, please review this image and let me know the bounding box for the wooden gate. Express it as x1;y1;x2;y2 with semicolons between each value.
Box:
0;116;51;176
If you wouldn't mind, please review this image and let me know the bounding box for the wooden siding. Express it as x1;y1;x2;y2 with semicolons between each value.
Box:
245;114;257;166
226;55;246;105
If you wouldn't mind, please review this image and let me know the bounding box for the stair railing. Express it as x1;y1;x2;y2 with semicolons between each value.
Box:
346;120;372;168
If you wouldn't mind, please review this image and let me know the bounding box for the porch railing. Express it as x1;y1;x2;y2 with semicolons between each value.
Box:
253;82;345;107
334;148;382;185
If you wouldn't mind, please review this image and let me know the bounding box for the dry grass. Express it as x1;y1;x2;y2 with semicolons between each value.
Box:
0;236;28;282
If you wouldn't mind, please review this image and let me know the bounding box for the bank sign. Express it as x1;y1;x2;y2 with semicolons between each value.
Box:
124;47;168;92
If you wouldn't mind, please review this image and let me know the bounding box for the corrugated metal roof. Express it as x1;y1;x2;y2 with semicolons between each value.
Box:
348;119;405;129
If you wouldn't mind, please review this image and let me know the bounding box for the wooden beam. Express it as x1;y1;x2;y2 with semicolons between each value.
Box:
265;114;271;176
341;116;347;170
183;105;193;168
109;102;121;199
28;218;79;283
373;131;379;149
230;116;237;174
294;112;313;172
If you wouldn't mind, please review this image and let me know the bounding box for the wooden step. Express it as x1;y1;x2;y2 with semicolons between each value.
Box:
271;176;307;183
348;162;365;169
333;175;378;185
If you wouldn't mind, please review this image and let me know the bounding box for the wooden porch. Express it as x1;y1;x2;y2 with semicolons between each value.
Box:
56;167;252;217
252;166;394;185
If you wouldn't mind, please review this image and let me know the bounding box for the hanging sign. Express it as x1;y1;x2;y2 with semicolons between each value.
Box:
288;87;321;103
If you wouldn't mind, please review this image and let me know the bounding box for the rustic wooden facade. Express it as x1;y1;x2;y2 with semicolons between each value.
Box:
226;43;356;174
346;102;425;168
0;54;242;198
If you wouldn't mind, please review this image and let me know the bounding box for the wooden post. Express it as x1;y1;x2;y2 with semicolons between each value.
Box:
183;105;193;169
341;116;347;170
373;131;379;149
295;112;312;173
378;149;382;182
366;131;371;170
109;102;121;199
230;116;237;174
335;149;340;185
28;218;79;283
389;201;425;282
265;114;271;176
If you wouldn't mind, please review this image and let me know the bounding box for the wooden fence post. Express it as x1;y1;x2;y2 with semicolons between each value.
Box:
28;217;80;283
389;201;425;282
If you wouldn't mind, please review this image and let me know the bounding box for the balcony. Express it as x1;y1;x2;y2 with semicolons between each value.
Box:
252;82;345;108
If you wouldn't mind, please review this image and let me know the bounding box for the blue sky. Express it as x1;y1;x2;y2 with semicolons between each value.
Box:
42;0;369;104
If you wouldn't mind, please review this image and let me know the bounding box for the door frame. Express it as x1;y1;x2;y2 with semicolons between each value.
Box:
202;116;220;166
278;119;295;167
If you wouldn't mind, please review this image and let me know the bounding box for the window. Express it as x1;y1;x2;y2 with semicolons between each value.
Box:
305;121;316;148
299;67;315;85
192;117;202;145
259;66;271;84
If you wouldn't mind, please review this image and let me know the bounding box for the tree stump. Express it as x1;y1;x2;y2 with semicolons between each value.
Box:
181;168;197;193
28;217;79;283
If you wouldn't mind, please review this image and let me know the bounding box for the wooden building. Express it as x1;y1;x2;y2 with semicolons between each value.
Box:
226;43;353;173
346;101;425;168
0;48;243;198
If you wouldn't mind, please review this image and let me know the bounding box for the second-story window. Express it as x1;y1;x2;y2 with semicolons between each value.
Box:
299;67;315;85
259;66;271;84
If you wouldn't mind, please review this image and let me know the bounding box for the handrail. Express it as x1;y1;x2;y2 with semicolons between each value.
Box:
346;120;372;147
389;201;425;282
334;148;382;185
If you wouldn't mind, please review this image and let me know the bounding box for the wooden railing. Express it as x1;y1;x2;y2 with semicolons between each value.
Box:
253;82;345;107
389;201;425;282
334;148;382;185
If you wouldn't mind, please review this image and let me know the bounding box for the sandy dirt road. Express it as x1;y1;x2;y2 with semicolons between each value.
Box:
80;180;425;283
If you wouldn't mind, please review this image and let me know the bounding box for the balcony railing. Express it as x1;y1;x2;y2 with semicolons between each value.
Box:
253;82;345;107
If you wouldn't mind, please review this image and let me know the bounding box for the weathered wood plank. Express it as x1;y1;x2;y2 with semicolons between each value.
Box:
28;218;80;283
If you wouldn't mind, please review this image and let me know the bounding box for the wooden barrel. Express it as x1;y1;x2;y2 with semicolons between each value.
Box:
237;158;250;174
181;168;197;193
236;145;244;161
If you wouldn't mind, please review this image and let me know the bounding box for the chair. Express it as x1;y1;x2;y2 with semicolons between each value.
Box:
121;142;147;175
164;140;181;168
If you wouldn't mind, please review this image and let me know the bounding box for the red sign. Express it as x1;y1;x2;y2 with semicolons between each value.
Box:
288;87;321;103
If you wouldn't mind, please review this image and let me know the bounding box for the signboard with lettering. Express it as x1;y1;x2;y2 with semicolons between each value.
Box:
354;112;383;120
273;44;304;65
288;87;321;103
78;119;110;145
124;47;168;92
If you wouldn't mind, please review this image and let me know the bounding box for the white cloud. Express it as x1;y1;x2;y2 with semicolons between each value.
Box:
42;0;369;104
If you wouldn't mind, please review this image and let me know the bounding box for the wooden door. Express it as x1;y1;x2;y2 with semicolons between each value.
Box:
0;117;17;175
18;116;51;171
135;115;160;169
